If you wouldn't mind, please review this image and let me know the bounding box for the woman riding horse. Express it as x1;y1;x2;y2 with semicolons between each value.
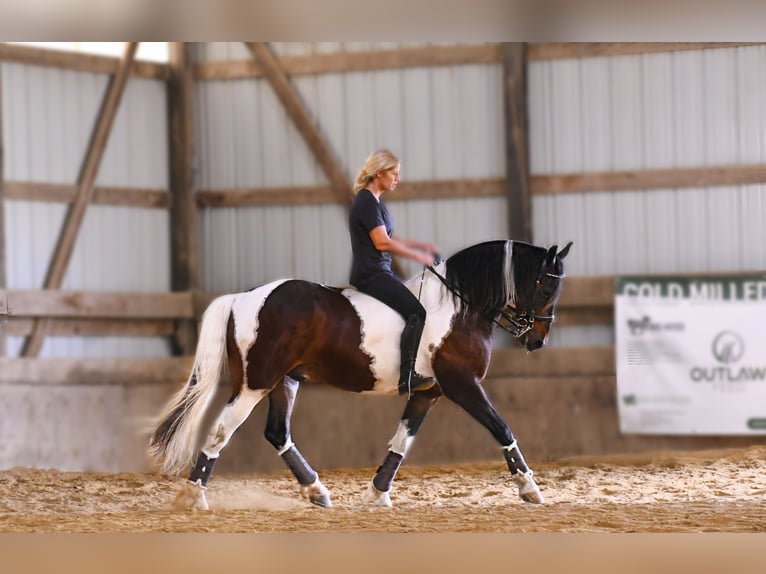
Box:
349;149;439;395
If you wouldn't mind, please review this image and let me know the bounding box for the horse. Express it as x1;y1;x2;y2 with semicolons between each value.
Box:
148;239;573;510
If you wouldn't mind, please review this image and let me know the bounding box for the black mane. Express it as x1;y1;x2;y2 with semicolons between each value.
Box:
444;240;549;318
444;240;511;318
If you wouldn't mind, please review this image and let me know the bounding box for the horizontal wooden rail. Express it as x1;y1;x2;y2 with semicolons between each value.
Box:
197;178;506;207
531;164;766;195
194;44;503;80
1;290;194;319
5;181;171;208
0;357;192;385
528;42;763;61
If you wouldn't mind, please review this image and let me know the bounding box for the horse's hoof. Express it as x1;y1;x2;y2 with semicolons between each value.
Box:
300;478;333;508
363;482;393;508
513;470;545;504
173;480;209;511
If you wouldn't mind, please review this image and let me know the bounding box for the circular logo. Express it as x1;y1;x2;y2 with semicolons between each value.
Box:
712;331;744;364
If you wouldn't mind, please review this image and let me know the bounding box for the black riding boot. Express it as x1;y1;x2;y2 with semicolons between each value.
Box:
399;314;435;395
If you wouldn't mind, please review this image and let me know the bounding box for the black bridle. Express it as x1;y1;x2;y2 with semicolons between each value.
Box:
425;265;565;338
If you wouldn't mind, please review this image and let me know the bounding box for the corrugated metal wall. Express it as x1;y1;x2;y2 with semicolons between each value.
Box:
193;42;508;291
1;62;171;357
528;45;766;346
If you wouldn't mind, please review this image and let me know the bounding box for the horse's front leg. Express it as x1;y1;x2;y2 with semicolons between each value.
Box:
441;380;544;504
364;387;441;508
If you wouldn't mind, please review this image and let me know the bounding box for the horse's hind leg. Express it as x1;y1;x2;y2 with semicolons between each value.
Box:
441;380;543;504
364;387;441;508
264;376;331;508
175;387;268;510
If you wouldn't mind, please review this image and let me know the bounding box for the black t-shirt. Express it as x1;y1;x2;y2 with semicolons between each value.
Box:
348;188;394;285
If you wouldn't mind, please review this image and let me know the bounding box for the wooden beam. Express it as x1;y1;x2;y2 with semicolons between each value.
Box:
197;178;507;208
244;42;407;278
0;357;193;385
245;42;352;210
167;43;199;355
195;44;503;80
3;181;170;208
503;43;531;241
3;289;193;319
6;318;176;337
0;43;168;80
528;42;764;61
531;164;766;195
22;42;138;357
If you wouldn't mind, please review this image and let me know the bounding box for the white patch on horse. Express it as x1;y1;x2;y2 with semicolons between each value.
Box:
231;279;289;387
342;263;456;394
388;420;414;456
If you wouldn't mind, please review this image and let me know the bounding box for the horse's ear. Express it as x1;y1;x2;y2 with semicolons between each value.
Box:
546;245;558;264
557;241;573;260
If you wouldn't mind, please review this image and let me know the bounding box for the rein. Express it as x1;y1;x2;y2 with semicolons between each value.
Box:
424;264;564;338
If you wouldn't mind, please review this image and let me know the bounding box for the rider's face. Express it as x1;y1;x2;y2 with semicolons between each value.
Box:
377;164;400;192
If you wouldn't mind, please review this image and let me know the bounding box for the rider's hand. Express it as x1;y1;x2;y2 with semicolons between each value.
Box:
418;251;435;267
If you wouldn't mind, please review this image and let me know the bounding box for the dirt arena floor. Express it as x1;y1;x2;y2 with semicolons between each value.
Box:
2;445;765;533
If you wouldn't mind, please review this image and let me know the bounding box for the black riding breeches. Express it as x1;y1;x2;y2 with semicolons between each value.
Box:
353;273;426;322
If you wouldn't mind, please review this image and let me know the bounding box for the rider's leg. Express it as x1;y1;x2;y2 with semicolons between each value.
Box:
355;273;434;394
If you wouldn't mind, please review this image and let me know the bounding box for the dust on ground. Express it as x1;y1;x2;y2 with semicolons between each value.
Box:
2;446;765;532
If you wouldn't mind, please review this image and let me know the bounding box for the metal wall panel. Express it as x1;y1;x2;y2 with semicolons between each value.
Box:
529;45;766;347
1;63;170;357
195;43;508;291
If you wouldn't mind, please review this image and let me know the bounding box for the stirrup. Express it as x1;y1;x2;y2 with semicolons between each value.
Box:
398;371;435;395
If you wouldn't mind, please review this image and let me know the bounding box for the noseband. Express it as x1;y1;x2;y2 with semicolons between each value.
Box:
426;267;565;339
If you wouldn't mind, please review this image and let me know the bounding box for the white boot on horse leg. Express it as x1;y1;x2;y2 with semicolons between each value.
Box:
363;481;393;508
173;480;210;511
512;470;544;504
300;477;332;508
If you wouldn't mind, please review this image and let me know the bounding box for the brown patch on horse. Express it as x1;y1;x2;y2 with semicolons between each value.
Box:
244;281;377;393
432;314;494;394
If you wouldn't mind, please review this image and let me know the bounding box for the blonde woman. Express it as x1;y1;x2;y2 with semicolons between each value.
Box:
348;149;439;394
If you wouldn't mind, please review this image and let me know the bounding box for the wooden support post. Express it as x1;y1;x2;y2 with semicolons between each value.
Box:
167;42;199;355
21;42;138;357
503;43;531;242
0;63;6;356
244;42;407;278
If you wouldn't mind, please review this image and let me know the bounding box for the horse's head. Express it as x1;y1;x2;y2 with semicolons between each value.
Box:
501;241;572;352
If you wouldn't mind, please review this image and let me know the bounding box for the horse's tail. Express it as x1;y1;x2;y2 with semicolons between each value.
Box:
148;293;237;475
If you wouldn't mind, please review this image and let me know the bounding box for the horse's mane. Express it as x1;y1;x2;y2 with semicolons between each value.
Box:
444;240;513;318
444;240;548;319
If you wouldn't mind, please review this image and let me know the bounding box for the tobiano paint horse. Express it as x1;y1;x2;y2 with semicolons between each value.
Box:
148;239;573;510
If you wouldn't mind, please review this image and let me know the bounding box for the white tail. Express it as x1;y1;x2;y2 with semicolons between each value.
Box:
148;294;237;475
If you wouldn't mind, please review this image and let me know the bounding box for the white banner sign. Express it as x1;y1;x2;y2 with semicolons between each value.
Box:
615;275;766;435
